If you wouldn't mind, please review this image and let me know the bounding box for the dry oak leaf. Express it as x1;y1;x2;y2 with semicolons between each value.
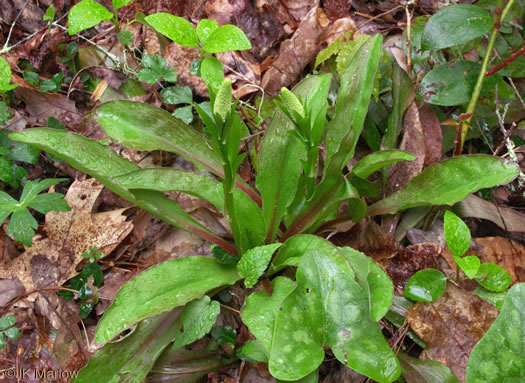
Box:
473;237;525;283
407;282;499;383
0;179;133;296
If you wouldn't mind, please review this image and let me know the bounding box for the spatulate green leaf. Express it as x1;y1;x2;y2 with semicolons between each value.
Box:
93;101;223;175
325;34;382;166
196;19;219;45
421;4;493;51
352;150;415;179
74;308;184;383
9;129;233;253
256;76;320;243
95;256;240;344
466;283;525;383
269;248;400;382
367;155;518;216
144;13;199;47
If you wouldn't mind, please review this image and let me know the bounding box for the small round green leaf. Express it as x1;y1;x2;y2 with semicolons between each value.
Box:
196;19;219;45
68;0;113;35
203;25;252;53
144;13;199;48
404;269;447;303
3;326;20;341
474;263;512;292
444;210;471;258
161;85;193;105
0;314;16;330
421;4;493;51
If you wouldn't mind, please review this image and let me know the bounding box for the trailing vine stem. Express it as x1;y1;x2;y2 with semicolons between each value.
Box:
455;0;515;155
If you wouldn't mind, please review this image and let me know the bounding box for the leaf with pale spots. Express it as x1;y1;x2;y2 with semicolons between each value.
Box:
466;283;525;383
269;249;400;382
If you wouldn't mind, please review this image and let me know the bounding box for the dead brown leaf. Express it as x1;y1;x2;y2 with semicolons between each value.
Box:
0;179;133;302
381;242;441;291
261;6;328;95
407;282;498;383
456;194;525;233
387;101;425;195
417;101;442;166
473;237;525;283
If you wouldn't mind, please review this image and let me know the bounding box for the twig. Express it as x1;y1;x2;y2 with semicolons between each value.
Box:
455;0;515;155
1;0;29;52
486;44;525;76
405;4;414;79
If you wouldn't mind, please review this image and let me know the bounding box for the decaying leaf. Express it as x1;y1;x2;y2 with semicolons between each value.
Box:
418;101;442;166
381;242;441;291
407;283;499;382
387;101;425;195
473;237;525;283
0;179;133;301
456;194;525;233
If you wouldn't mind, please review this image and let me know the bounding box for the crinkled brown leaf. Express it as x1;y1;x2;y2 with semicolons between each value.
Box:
381;242;441;291
0;179;133;297
387;101;425;195
417;101;442;166
407;283;499;382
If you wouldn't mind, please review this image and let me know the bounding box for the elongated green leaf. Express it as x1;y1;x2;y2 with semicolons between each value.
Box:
466;283;525;383
325;34;382;166
9;129;235;253
367;155;518;216
68;0;113;35
96;256;240;343
144;13;199;48
352;150;415;179
398;352;459;383
203;25;252;53
0;57;18;92
256;76;320;243
74;308;183;383
269;248;400;382
93;101;222;173
238;244;282;288
421;4;493;51
115;168;223;211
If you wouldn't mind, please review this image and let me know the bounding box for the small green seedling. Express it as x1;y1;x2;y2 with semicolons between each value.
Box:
0;57;18;93
138;54;178;85
0;130;40;189
0;178;70;246
444;210;512;292
0;101;12;125
59;247;105;318
161;85;194;123
0;314;20;349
